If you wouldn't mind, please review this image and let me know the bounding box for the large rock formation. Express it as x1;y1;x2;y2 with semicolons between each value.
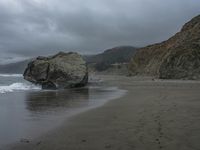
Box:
129;15;200;80
24;52;88;89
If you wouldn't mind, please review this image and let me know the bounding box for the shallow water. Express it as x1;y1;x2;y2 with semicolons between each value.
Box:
0;74;40;93
0;75;126;147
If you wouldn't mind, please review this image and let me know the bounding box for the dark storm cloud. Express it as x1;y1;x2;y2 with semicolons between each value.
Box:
0;0;200;62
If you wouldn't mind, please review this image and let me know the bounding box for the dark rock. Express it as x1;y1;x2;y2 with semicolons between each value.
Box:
105;144;112;149
24;52;88;89
20;138;30;143
81;139;87;142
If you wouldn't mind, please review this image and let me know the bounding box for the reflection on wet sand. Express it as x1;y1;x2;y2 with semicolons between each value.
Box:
25;88;89;113
0;83;125;147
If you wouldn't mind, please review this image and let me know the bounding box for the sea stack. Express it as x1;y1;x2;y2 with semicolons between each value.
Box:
23;52;88;89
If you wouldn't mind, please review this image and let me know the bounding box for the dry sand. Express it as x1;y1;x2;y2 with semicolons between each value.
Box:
6;75;200;150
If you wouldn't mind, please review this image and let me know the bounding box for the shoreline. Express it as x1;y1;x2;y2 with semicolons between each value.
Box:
0;78;126;147
5;75;200;150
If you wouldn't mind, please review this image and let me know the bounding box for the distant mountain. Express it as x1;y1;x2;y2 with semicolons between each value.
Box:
85;46;137;71
0;59;31;74
0;46;137;74
129;15;200;80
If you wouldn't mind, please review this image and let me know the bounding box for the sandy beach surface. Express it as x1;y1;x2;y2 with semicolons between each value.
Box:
5;75;200;150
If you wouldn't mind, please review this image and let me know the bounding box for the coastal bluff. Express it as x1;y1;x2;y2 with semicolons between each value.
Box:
129;15;200;80
23;52;88;89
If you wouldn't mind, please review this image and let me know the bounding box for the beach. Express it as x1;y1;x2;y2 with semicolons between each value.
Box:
6;75;200;150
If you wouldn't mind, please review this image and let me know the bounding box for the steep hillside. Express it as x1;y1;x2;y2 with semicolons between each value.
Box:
129;15;200;79
85;46;137;71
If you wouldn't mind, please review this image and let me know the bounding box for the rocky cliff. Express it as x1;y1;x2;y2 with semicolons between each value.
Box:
129;15;200;79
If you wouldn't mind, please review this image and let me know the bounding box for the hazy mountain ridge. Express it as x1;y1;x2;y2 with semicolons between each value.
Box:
0;59;32;74
85;46;137;71
129;15;200;79
0;46;137;74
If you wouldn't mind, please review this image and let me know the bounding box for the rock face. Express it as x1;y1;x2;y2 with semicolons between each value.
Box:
24;52;88;89
129;15;200;79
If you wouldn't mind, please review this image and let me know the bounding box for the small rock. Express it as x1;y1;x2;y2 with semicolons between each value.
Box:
105;144;112;149
36;141;42;145
81;139;87;142
20;138;30;143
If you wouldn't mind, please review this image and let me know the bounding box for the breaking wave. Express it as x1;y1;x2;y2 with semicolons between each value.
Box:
0;83;41;94
0;74;23;77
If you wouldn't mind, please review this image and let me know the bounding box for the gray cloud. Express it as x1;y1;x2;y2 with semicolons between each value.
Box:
0;0;200;63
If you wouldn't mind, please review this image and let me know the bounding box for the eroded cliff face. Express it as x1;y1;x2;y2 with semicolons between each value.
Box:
129;15;200;79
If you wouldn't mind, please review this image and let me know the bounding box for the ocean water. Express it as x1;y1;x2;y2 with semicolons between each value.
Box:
0;74;126;147
0;74;40;94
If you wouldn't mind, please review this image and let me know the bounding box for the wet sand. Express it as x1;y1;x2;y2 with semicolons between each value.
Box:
6;75;200;150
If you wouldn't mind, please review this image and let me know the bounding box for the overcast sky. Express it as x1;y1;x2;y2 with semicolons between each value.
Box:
0;0;200;64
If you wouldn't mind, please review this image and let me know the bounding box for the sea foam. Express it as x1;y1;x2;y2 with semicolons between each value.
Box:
0;74;23;77
0;83;41;94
